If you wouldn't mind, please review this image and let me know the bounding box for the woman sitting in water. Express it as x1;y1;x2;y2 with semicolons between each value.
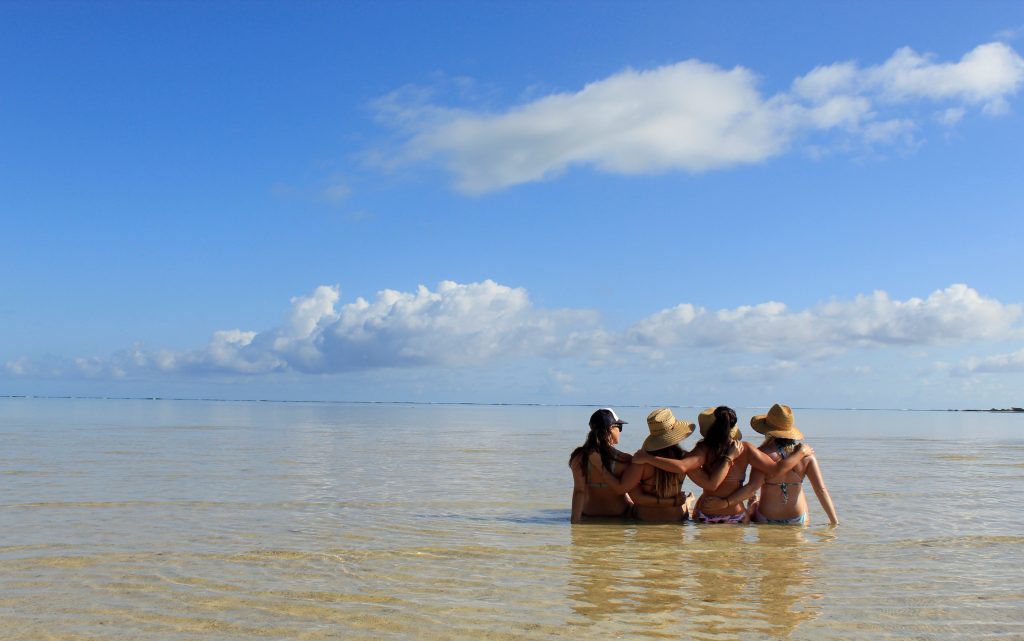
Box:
569;408;732;523
619;408;735;522
569;408;637;523
704;404;838;526
634;406;813;524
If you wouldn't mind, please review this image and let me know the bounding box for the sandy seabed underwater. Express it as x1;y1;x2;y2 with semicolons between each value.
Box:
1;398;1022;640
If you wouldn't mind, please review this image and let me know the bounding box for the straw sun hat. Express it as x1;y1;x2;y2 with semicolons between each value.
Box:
750;403;805;440
697;407;742;440
643;408;695;452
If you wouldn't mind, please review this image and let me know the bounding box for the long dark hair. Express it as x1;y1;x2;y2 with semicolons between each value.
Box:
700;405;738;467
569;425;617;483
648;444;685;498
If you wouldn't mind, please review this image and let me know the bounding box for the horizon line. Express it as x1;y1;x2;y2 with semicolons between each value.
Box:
2;394;1021;413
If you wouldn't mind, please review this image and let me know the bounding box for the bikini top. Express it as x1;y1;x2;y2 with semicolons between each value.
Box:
763;443;802;504
640;470;684;498
587;457;619;488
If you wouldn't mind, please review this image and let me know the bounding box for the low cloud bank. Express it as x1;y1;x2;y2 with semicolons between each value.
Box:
5;282;1019;380
957;348;1024;375
627;284;1021;359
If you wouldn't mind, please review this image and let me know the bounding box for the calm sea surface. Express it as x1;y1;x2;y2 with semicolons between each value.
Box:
1;398;1022;640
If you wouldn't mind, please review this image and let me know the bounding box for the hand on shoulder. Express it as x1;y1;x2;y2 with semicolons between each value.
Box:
726;440;743;459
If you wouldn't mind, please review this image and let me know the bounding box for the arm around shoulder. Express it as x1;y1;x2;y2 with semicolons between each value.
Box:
746;442;814;476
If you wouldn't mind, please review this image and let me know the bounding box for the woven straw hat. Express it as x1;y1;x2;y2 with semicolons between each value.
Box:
750;403;804;440
643;408;695;452
697;407;742;440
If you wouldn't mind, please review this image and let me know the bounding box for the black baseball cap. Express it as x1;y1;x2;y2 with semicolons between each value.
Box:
589;408;627;431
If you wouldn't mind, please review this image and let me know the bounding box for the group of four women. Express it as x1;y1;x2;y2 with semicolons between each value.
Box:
569;404;838;526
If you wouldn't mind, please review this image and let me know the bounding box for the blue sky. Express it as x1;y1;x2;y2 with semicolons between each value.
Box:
3;2;1023;408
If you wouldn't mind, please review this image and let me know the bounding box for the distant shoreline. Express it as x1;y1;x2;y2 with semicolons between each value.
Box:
1;394;1022;413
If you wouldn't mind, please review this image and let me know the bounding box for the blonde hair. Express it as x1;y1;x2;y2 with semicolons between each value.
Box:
648;444;685;498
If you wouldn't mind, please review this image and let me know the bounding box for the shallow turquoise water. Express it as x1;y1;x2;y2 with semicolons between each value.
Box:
1;398;1021;640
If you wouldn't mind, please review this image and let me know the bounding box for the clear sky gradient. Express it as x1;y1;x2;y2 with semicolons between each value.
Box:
3;2;1023;408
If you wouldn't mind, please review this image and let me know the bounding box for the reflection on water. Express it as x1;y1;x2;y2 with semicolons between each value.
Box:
1;398;1022;640
568;523;827;638
568;524;633;621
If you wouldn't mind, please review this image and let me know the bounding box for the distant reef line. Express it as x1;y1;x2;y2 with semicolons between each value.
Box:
1;394;1022;413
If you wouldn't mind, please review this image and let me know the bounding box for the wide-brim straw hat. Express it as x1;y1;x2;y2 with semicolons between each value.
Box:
750;403;804;440
697;407;742;440
643;408;695;452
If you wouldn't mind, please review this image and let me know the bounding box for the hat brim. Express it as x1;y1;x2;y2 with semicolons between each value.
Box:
697;408;715;436
642;421;695;452
698;408;741;440
750;415;804;440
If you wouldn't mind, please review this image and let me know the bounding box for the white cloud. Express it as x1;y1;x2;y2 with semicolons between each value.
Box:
398;61;793;193
6;283;1020;381
869;43;1024;106
626;284;1021;359
995;25;1024;42
374;42;1024;192
957;349;1024;374
548;368;576;394
111;280;599;376
862;118;915;144
322;181;351;204
937;107;966;126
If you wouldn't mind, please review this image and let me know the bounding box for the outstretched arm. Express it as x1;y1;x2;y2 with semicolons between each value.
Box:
746;443;814;477
805;457;838;525
633;445;732;477
627;472;686;507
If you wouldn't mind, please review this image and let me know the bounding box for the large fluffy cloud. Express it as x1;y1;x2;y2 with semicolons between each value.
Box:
376;42;1024;192
626;284;1021;359
116;280;599;376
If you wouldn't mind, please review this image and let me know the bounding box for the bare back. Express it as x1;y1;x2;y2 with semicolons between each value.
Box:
570;450;630;518
633;465;686;522
694;445;750;517
755;444;810;521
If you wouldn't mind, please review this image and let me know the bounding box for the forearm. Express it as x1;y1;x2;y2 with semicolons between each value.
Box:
704;451;737;488
571;490;585;523
630;489;683;507
642;455;692;475
628;488;659;506
748;446;808;475
814;484;838;525
601;469;639;495
726;479;762;506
